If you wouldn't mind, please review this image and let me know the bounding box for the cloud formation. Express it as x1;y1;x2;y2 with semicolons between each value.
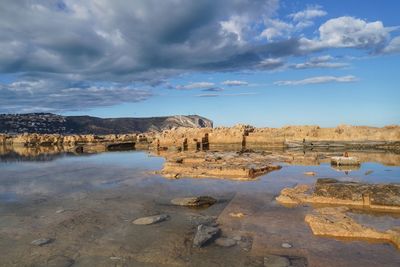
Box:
0;79;151;113
275;75;357;86
222;80;249;86
291;55;349;69
0;1;399;112
299;17;396;52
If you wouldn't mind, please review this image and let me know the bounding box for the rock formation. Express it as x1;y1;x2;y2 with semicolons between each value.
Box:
157;151;281;180
153;124;400;151
276;178;400;212
305;207;400;249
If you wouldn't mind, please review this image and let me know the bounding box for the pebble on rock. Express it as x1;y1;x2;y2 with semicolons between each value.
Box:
281;242;292;248
31;238;53;246
132;214;169;225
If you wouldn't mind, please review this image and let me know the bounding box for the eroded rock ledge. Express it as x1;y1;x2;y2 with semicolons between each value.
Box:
277;178;400;212
305;207;400;249
156;151;282;180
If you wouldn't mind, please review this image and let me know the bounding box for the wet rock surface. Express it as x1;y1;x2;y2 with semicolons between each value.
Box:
277;179;400;212
158;151;282;180
314;178;400;207
305;207;400;249
46;255;75;267
215;237;237;247
171;196;217;207
132;214;169;225
31;238;53;246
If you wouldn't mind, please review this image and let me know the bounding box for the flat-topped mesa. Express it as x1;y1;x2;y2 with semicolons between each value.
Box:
153;124;400;151
276;178;400;212
157;151;281;180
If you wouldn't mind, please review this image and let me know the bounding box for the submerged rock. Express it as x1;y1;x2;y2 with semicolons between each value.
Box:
215;237;236;247
31;238;53;246
46;255;75;267
132;214;169;225
263;255;290;267
193;224;220;247
171;196;217;207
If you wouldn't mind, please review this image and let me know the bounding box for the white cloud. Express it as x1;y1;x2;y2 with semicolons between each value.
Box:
257;58;285;69
292;55;349;69
300;17;393;51
260;19;293;41
289;6;327;22
275;75;357;86
176;82;216;90
196;92;257;97
382;36;400;54
221;80;249;86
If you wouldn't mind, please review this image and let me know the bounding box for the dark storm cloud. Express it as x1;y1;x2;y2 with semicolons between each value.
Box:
0;0;286;111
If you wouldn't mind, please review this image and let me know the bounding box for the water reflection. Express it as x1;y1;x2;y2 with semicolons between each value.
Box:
0;146;399;266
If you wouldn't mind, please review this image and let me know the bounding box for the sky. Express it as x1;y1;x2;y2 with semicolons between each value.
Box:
0;0;399;127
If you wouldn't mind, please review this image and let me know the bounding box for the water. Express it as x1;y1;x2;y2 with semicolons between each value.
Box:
0;148;399;266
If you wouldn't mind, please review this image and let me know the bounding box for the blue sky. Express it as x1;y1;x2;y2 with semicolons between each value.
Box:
0;0;399;127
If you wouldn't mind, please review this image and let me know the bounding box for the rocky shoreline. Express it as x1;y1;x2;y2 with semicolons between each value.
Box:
1;124;399;152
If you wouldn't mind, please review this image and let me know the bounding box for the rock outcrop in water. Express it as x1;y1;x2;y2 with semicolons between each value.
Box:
157;150;281;180
305;207;400;249
277;179;400;212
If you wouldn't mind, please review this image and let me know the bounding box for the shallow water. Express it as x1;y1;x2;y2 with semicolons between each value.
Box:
0;149;399;266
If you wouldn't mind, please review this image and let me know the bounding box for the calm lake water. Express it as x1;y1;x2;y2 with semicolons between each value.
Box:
0;149;399;266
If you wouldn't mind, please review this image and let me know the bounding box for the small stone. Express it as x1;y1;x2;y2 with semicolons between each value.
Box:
229;212;245;218
171;196;217;207
31;238;53;246
47;255;74;267
193;224;220;247
56;209;65;214
264;255;290;267
110;257;122;260
281;242;292;248
215;237;236;247
133;214;169;225
303;171;316;176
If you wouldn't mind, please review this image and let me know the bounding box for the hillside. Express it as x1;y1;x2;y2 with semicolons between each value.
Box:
0;113;213;134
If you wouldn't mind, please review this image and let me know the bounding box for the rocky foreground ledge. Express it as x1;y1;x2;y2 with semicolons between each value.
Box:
277;179;400;249
277;178;400;212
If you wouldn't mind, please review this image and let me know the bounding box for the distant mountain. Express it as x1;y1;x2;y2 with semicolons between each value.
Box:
0;113;213;134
